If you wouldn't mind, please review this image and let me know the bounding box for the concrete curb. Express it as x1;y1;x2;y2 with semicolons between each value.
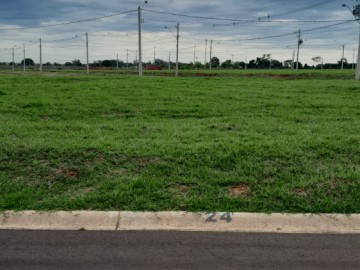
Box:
1;211;359;234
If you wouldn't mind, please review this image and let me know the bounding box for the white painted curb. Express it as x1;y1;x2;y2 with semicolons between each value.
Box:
1;211;359;234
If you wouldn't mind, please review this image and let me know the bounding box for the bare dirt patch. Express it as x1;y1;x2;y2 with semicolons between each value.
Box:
294;188;307;197
229;184;250;198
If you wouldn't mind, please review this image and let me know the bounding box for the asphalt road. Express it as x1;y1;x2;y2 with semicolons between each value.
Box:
0;231;359;270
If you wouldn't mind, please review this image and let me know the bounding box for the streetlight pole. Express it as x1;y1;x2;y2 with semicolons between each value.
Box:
357;24;360;79
296;29;302;70
12;47;15;72
39;38;43;73
341;44;345;70
138;6;143;77
86;32;89;74
23;44;26;72
209;39;213;70
342;3;360;79
175;23;179;77
204;39;208;67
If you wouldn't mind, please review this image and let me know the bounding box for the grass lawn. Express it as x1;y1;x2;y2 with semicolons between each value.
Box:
0;70;359;213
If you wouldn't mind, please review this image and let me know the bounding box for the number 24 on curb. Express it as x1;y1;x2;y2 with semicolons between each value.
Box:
206;213;232;223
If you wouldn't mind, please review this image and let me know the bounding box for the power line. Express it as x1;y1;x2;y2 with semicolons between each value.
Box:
258;0;337;20
143;9;254;22
302;20;355;33
143;6;344;24
213;19;353;28
0;10;137;31
181;19;355;43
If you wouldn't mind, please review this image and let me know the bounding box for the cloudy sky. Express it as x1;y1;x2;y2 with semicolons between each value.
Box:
0;0;358;65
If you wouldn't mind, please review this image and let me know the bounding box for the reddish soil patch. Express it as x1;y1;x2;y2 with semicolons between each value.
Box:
53;168;79;179
294;188;307;197
194;73;218;77
229;184;250;198
270;74;291;78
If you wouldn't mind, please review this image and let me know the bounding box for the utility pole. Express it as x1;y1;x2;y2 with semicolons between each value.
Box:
126;49;129;69
291;50;295;70
116;54;119;70
353;49;355;70
135;50;138;70
12;48;15;72
86;32;89;74
245;56;247;70
153;46;156;65
296;29;302;70
39;38;43;73
23;44;26;72
204;39;208;67
138;6;143;77
168;51;171;70
341;44;345;70
194;45;196;65
209;39;213;70
175;23;179;77
342;3;360;79
357;24;360;79
269;58;272;70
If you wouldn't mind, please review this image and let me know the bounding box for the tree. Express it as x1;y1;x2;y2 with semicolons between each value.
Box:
44;62;51;66
248;59;256;69
71;59;82;67
20;58;34;66
210;57;220;68
284;60;293;69
221;59;233;69
338;58;348;68
271;59;283;69
312;56;322;64
293;62;303;69
255;54;271;69
101;60;113;67
91;60;101;67
233;61;245;69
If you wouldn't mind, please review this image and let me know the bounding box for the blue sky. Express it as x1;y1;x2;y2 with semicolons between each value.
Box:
0;0;358;65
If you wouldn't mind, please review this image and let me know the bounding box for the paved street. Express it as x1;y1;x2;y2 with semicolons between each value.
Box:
0;231;359;269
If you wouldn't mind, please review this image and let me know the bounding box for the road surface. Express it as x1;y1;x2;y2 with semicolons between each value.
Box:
0;231;359;269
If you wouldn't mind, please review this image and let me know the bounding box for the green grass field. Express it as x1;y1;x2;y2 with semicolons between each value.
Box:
0;70;359;213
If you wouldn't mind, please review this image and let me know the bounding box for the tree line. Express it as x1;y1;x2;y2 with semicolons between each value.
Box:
2;54;355;70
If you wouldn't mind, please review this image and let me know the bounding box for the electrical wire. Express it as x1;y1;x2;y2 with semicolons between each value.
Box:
143;4;344;24
0;10;137;31
258;0;338;20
